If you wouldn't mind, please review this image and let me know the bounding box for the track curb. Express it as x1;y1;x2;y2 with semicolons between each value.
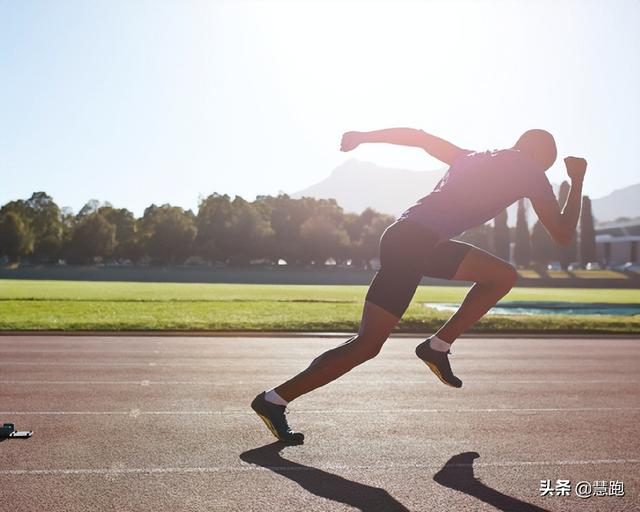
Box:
0;331;638;339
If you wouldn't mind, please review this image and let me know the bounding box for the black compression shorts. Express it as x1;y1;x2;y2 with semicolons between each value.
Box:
365;218;473;318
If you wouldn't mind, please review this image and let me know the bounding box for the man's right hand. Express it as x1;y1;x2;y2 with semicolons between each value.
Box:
340;131;362;152
564;156;587;182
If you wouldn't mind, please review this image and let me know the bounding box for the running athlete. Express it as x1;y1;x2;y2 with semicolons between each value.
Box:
251;127;587;443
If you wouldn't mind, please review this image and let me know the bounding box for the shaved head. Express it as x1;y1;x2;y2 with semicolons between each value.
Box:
513;129;557;171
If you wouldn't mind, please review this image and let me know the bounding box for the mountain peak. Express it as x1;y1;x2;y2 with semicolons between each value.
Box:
591;182;640;224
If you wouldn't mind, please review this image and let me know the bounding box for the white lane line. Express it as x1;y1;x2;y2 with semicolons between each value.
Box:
0;362;298;367
1;379;638;386
0;362;178;367
0;349;167;354
0;380;263;386
1;407;638;416
1;459;639;476
3;361;639;372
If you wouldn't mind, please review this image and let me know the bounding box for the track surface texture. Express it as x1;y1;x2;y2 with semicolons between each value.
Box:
1;335;638;511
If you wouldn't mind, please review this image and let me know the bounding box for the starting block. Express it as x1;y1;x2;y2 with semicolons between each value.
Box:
0;423;33;439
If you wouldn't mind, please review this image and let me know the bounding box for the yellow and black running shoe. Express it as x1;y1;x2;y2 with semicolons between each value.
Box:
415;339;463;388
251;392;305;444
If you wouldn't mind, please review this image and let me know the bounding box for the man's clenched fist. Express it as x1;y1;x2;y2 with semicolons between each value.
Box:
340;131;362;152
564;156;587;182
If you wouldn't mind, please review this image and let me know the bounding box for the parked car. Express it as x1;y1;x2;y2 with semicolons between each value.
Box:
614;262;640;272
585;262;602;270
184;256;209;267
546;262;562;271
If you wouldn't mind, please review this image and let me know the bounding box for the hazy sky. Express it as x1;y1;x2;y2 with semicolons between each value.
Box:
1;0;639;216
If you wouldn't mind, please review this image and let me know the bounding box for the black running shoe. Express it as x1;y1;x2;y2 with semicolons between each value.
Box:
251;392;305;444
415;339;463;388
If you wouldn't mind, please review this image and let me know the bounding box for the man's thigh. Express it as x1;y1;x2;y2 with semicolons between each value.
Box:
449;245;517;284
422;239;475;280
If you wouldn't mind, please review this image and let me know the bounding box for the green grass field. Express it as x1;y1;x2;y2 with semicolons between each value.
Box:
1;279;639;334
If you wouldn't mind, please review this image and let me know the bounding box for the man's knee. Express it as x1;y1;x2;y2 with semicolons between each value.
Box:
353;333;387;362
362;342;384;361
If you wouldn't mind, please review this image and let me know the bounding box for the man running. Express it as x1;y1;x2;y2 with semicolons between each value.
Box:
251;127;587;443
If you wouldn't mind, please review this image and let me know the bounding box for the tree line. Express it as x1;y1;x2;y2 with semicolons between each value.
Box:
0;183;596;269
0;192;394;267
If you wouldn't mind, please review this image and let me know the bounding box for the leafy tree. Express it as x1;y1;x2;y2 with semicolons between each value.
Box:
343;208;378;243
579;195;596;266
25;192;64;261
299;214;350;265
0;192;63;262
65;212;117;264
59;206;77;258
492;209;510;261
0;211;35;262
262;195;310;265
253;195;317;265
531;220;555;266
226;197;273;264
98;206;142;261
196;193;234;262
78;199;104;218
298;198;350;264
513;199;531;268
349;209;394;268
196;195;273;264
254;195;352;265
140;204;196;264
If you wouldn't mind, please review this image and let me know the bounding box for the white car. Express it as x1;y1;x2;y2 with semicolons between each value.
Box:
615;262;640;272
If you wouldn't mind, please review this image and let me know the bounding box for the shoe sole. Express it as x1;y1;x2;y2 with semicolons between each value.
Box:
254;411;284;440
251;402;303;444
422;360;462;388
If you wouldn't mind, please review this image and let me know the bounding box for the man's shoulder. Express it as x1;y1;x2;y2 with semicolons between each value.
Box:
452;148;513;168
487;148;541;170
458;148;515;160
453;148;538;173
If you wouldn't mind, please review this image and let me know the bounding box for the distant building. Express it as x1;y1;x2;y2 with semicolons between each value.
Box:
595;218;640;265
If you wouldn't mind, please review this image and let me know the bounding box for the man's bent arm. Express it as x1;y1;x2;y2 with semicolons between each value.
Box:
532;157;587;246
345;128;467;165
558;177;584;243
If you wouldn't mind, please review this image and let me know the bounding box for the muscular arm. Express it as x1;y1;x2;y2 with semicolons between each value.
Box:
340;128;468;165
532;157;587;246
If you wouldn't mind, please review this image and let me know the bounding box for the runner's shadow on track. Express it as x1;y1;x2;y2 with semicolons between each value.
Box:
240;441;410;512
433;451;549;512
